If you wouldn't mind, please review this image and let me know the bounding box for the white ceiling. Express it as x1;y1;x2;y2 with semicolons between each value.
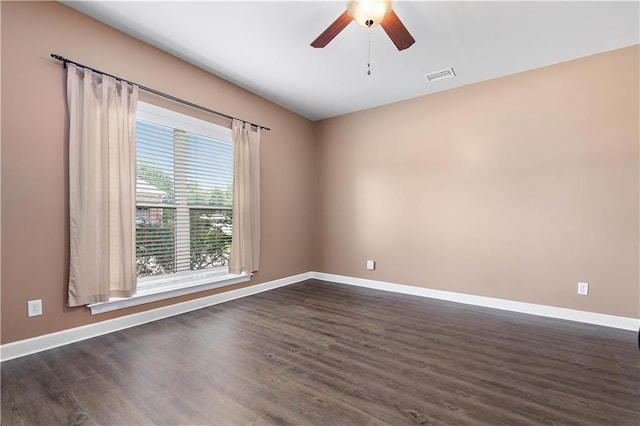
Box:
62;1;639;121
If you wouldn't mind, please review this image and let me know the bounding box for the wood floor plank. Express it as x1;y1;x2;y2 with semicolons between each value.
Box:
1;356;92;425
2;279;638;425
149;318;382;425
228;288;626;424
177;315;396;425
224;305;545;425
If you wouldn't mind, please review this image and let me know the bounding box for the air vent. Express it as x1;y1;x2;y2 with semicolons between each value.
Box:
425;67;456;82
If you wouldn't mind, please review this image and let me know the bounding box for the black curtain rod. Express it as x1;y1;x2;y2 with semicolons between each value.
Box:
51;53;271;131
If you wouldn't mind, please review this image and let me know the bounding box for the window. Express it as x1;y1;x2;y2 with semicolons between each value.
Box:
135;102;233;291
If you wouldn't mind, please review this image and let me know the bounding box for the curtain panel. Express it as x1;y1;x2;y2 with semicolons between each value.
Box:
229;120;261;274
67;64;139;306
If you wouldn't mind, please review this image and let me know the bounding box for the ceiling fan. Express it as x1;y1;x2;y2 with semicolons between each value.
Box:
311;0;415;51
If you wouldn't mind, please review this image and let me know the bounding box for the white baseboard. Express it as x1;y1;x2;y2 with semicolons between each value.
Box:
3;270;637;362
0;272;313;362
311;272;640;331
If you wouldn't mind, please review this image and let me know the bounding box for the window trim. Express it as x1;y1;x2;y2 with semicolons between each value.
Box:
88;271;251;315
137;101;232;142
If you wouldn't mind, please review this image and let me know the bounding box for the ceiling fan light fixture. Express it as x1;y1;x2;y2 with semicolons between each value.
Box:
311;0;413;51
347;0;392;28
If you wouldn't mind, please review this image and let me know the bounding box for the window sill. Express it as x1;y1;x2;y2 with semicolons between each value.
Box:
88;272;251;315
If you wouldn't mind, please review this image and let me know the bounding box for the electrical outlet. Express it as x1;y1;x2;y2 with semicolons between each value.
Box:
28;299;42;317
577;282;589;296
366;260;375;270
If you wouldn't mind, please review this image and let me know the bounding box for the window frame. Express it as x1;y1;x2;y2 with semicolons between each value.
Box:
88;102;249;314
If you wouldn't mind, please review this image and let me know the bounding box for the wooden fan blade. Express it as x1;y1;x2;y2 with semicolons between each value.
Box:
380;9;415;51
311;11;353;48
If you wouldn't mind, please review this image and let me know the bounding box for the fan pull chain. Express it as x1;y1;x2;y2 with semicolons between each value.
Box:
367;25;372;76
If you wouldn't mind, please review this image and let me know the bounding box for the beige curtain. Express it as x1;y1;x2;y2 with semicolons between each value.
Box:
67;64;139;306
229;120;261;274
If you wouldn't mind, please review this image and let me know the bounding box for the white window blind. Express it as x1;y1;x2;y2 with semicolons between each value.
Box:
135;102;233;286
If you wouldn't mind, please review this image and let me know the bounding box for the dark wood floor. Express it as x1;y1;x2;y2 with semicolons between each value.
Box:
2;279;639;425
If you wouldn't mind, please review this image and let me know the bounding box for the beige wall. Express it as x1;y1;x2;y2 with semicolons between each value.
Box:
1;1;315;344
2;2;638;346
314;46;639;319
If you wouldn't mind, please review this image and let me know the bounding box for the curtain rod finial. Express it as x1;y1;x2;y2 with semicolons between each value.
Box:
51;54;68;68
